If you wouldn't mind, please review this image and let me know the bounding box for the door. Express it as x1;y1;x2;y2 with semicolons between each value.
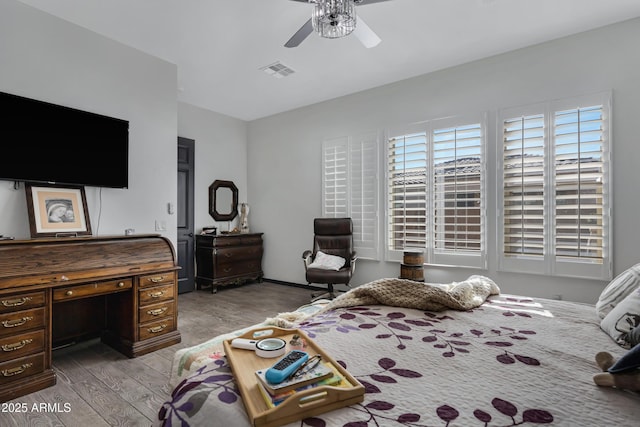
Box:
177;137;195;294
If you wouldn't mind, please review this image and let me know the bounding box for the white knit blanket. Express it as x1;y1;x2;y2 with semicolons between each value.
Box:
321;275;500;313
264;275;500;329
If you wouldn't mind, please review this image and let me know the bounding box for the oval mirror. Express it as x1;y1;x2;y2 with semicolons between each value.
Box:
209;180;238;221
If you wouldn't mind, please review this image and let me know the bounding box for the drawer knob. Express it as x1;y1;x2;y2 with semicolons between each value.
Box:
1;339;33;352
1;363;33;377
148;324;167;333
149;276;166;283
1;296;33;307
117;282;125;288
148;291;165;298
65;290;74;296
147;307;168;316
2;317;34;328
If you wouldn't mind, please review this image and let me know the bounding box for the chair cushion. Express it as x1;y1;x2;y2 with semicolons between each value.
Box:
308;251;346;271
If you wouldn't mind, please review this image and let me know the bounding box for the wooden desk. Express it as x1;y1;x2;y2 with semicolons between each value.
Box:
0;234;181;402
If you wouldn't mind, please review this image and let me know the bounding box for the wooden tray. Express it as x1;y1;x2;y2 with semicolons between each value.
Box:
223;326;364;427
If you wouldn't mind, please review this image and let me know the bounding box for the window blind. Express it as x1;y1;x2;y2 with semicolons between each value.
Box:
553;105;605;262
387;132;428;251
322;139;348;218
498;92;611;280
322;133;379;259
433;123;483;253
502;114;545;256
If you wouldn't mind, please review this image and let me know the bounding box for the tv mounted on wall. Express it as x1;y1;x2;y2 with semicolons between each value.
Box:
1;91;129;188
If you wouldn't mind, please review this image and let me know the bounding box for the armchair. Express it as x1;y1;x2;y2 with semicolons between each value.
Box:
302;218;357;301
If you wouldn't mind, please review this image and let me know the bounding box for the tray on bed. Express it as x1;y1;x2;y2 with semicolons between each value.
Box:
223;326;364;427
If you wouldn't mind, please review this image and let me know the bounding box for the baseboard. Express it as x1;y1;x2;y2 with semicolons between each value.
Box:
263;278;325;291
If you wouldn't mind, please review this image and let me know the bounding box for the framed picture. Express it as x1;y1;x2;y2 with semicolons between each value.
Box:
25;184;92;238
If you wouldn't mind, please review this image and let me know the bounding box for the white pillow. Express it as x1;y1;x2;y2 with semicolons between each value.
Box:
308;251;346;271
600;287;640;348
595;262;640;319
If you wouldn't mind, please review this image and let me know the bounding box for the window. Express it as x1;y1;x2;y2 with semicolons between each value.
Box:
498;92;611;280
387;116;486;268
322;132;379;259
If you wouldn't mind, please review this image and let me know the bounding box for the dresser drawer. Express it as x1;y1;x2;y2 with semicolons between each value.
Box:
0;352;45;386
138;283;175;305
139;272;175;288
138;317;175;341
215;245;263;264
0;308;46;337
138;300;175;324
0;291;45;314
0;330;45;363
214;260;262;279
53;278;132;302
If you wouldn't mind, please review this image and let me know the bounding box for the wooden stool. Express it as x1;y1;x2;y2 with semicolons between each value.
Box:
400;249;424;282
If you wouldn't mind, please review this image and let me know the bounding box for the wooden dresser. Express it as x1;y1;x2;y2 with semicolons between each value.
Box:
195;233;263;293
0;234;181;402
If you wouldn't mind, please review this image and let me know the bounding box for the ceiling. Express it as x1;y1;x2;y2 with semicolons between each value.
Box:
17;0;640;121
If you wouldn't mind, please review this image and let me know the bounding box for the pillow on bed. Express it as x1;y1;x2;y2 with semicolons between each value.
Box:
308;251;346;271
596;262;640;319
601;287;640;348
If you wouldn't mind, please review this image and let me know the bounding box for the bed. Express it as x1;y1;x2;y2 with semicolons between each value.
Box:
155;276;640;427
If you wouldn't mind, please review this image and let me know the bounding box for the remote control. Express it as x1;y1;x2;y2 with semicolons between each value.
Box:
265;350;308;384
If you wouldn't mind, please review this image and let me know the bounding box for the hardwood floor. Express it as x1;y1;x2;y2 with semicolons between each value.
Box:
1;282;315;427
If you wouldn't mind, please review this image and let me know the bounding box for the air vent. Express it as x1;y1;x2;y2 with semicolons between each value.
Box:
260;61;295;79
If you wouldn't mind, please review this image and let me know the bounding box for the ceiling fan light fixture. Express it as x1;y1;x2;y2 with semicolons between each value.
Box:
312;0;357;39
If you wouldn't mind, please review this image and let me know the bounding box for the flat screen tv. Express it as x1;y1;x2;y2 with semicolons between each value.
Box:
1;91;129;188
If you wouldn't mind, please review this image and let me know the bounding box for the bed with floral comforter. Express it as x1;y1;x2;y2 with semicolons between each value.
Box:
156;282;640;427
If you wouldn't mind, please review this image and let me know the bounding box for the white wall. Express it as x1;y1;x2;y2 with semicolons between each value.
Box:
248;17;640;304
178;102;248;234
0;1;178;247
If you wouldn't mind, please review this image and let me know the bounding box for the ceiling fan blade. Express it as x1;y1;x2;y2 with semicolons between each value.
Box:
356;0;392;5
353;17;381;48
285;18;314;48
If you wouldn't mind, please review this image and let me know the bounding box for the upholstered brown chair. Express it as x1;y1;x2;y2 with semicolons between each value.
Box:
302;218;357;301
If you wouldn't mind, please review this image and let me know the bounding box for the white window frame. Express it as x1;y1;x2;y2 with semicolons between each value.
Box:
385;114;487;269
497;92;612;280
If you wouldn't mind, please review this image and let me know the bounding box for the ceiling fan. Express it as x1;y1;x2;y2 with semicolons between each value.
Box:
285;0;391;48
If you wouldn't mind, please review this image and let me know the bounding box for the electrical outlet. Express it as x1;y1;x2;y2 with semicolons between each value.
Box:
155;220;167;231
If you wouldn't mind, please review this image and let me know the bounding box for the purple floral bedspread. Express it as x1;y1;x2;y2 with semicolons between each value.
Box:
155;295;640;427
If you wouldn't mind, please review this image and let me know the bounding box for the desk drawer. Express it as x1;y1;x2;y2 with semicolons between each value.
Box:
0;330;45;363
53;278;132;302
0;352;45;386
138;284;175;305
139;272;175;288
138;317;175;341
0;291;45;314
0;308;46;337
138;300;175;324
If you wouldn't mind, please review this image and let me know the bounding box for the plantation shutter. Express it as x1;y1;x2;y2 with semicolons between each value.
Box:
499;92;611;280
553;105;605;263
349;132;379;258
322;133;379;259
387;132;428;252
502;114;545;256
432;123;483;253
322;138;348;218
